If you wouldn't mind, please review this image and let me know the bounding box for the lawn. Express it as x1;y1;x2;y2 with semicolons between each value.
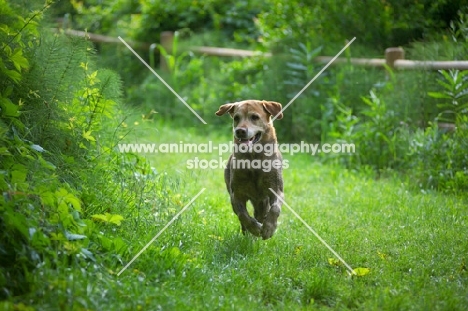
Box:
25;112;468;310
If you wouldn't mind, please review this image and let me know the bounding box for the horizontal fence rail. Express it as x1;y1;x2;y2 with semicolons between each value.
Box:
394;59;468;70
191;46;272;58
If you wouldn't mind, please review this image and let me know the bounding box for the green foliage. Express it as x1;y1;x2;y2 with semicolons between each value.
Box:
69;0;265;45
128;31;208;122
277;42;388;141
353;88;404;171
429;69;468;123
406;69;468;192
280;43;323;140
326;66;468;191
0;0;175;299
1;0;52;297
63;0;270;94
257;0;384;53
406;117;468;192
326;79;408;172
256;0;464;52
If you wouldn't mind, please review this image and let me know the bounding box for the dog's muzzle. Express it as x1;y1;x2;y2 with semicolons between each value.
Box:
234;128;262;145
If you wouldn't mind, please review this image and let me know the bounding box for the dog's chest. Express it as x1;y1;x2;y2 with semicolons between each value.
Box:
230;169;281;199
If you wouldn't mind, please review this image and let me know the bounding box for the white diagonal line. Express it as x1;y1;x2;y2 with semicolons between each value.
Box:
118;36;207;124
117;188;206;276
271;37;356;122
269;188;356;275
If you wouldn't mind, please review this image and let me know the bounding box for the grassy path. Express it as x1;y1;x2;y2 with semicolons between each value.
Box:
30;115;468;310
105;117;468;310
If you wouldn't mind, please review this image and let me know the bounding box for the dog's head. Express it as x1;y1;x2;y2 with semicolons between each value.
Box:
215;100;283;145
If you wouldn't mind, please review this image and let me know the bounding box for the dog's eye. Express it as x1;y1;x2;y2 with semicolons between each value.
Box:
251;114;260;121
233;116;240;123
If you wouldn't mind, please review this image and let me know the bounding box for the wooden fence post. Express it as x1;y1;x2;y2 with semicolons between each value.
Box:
160;31;174;72
385;47;405;69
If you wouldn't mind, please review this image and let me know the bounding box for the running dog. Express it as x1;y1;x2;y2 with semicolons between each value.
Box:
215;100;284;239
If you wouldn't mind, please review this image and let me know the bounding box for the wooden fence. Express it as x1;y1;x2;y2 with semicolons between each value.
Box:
53;28;468;71
159;31;468;71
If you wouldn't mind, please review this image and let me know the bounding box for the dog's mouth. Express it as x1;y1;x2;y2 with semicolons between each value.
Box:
236;132;262;145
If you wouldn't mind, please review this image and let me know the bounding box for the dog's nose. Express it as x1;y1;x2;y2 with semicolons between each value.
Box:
235;127;247;138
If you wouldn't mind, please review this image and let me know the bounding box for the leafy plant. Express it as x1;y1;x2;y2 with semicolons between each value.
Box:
280;42;324;140
325;73;412;174
0;0;173;299
401;7;468;192
157;31;191;77
428;69;468;123
407;115;468;192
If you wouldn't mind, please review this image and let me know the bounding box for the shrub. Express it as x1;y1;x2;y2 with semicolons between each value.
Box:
0;0;173;298
407;68;468;192
325;76;410;173
407;116;468;192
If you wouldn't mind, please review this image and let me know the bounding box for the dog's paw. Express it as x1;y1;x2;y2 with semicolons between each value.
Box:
247;219;262;237
261;222;277;240
242;218;262;236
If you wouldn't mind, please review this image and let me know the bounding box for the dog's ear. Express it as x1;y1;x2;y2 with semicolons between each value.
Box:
262;101;283;120
215;103;235;116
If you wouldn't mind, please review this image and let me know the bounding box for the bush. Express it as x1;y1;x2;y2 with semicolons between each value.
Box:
407;116;468;192
0;0;174;298
323;76;409;173
406;68;468;192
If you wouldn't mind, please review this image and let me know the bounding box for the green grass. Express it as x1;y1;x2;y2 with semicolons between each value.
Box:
18;112;468;310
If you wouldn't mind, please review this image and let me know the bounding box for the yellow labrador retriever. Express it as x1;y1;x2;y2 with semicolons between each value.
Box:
216;100;284;239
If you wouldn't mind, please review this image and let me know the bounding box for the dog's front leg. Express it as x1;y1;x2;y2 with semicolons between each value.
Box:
253;197;270;224
231;196;262;236
261;191;283;239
